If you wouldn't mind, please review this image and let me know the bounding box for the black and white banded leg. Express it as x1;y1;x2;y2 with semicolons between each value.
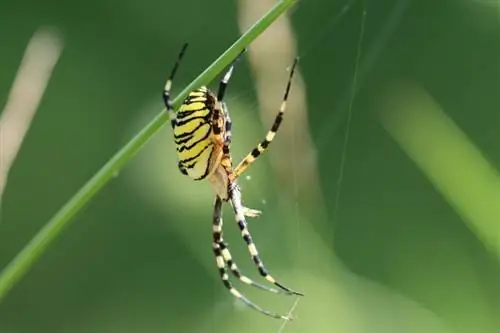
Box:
230;57;299;181
163;43;188;128
216;52;262;219
212;197;292;320
229;184;304;297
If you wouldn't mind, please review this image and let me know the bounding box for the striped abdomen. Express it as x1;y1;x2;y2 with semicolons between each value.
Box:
173;87;219;180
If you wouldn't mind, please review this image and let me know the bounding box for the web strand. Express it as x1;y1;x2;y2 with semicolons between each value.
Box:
277;297;301;333
332;3;368;235
276;64;303;332
295;0;356;60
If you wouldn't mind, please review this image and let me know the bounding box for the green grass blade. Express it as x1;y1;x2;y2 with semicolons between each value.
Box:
0;0;297;301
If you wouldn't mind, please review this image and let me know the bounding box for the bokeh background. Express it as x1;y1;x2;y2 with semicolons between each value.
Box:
1;0;499;332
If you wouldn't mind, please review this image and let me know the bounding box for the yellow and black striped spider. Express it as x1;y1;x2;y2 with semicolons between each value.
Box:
162;44;303;320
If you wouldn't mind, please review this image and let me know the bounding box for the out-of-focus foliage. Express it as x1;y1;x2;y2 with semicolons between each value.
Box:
0;0;499;332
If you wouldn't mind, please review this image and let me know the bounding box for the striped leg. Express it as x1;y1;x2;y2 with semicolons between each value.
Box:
217;48;246;104
213;197;286;294
230;58;299;182
220;101;262;218
228;184;304;297
216;54;262;218
215;49;246;159
212;196;292;320
163;43;188;128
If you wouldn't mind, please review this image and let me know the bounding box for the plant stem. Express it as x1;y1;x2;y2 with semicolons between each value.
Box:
0;0;296;301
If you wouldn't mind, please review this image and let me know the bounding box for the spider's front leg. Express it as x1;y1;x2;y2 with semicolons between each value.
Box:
162;43;188;128
229;58;299;183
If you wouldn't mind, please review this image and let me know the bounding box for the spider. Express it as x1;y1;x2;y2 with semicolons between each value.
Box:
162;43;303;320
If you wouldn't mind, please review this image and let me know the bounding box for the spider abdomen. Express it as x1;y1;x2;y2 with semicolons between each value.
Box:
173;87;220;180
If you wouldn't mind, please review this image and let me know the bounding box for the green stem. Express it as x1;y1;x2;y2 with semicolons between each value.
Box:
0;0;296;301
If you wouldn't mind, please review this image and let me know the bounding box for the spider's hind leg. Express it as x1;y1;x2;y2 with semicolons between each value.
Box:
229;184;304;297
212;196;293;320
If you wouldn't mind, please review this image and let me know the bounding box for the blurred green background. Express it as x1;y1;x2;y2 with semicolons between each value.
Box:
1;0;499;332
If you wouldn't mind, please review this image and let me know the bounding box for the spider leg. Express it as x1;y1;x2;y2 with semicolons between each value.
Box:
221;103;262;219
230;58;299;181
216;52;262;218
220;101;232;165
215;49;246;159
217;48;246;103
212;196;292;320
213;197;287;294
163;43;188;128
229;184;304;297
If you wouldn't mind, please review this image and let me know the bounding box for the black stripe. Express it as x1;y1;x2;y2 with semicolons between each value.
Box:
175;115;210;127
229;263;242;278
257;266;267;276
176;126;211;152
224;117;232;144
250;147;261;158
243;233;252;244
174;121;209;142
185;94;207;102
212;196;223;238
193;147;214;180
270;113;283;132
163;91;173;110
212;111;221;135
179;143;211;164
213;244;222;257
177;107;210;119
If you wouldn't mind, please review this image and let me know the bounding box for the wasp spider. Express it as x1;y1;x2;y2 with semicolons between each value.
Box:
162;44;303;320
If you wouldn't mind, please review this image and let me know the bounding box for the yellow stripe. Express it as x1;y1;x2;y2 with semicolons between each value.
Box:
188;91;205;97
174;118;208;137
187;96;206;103
176;123;211;150
178;142;212;176
179;102;208;113
176;107;210;126
178;141;210;163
